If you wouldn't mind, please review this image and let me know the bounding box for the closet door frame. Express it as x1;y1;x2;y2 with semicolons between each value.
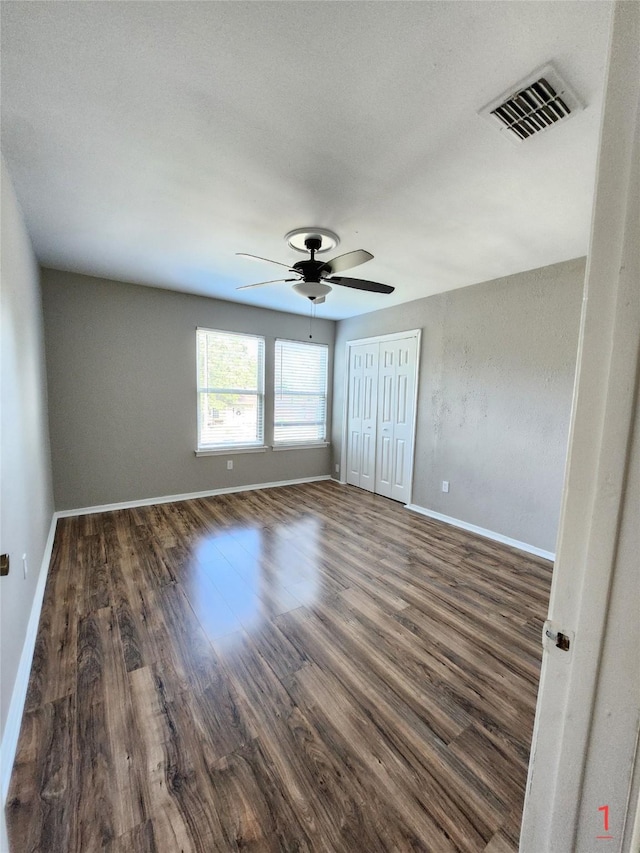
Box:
340;329;422;505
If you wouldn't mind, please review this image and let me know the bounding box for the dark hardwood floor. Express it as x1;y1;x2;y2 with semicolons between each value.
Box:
6;481;552;852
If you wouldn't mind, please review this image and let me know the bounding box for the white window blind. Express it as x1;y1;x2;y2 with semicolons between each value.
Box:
274;339;328;445
197;329;265;450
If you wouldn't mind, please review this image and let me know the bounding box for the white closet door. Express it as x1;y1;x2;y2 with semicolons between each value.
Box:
390;336;418;502
375;336;418;502
346;345;364;486
359;345;379;491
375;342;396;498
346;343;378;491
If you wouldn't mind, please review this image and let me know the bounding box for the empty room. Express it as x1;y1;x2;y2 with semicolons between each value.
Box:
1;2;638;852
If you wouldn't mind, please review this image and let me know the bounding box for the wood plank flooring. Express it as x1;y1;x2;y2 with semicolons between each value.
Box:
6;481;552;852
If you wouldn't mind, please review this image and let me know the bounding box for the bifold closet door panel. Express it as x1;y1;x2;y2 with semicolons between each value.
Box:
375;344;396;498
390;337;417;503
346;343;378;491
375;337;417;503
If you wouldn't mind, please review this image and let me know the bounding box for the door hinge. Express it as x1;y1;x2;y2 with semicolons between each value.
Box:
544;620;571;651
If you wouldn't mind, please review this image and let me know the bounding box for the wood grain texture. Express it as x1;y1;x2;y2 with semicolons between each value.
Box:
6;481;552;852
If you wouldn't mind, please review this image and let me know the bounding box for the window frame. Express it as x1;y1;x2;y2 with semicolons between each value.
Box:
196;327;266;453
273;337;329;448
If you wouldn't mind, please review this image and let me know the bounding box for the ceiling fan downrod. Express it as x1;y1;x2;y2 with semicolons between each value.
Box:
290;237;324;283
305;236;322;261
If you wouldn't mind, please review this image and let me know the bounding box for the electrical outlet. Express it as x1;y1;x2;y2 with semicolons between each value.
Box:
335;464;339;473
227;460;233;470
442;480;450;493
22;553;28;578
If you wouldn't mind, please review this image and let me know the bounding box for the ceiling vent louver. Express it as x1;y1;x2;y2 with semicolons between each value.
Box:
479;64;583;143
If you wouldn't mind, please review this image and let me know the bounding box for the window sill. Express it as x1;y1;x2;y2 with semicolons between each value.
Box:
271;442;330;451
195;445;268;457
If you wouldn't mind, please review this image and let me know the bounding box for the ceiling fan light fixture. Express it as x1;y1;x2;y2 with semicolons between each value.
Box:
293;281;332;301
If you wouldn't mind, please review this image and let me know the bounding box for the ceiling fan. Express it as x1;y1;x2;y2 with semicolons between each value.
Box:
236;228;394;304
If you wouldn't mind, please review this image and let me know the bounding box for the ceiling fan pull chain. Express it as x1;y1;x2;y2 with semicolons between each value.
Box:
309;301;317;339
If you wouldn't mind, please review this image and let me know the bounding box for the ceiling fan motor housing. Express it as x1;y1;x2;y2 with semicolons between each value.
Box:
291;259;327;280
289;236;333;281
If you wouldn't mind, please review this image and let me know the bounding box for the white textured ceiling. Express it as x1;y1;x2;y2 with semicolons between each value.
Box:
1;1;612;320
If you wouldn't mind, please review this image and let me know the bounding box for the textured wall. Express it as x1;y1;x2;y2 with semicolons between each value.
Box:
333;258;585;552
42;270;335;510
0;160;54;746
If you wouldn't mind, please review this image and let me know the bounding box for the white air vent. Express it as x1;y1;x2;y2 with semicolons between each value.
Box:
480;64;582;143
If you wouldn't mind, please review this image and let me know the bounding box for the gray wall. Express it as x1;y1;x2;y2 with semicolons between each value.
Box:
42;269;335;510
332;258;585;553
0;161;54;760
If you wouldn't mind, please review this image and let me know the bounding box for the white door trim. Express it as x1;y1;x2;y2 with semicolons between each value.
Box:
520;4;639;849
340;329;421;503
342;329;422;347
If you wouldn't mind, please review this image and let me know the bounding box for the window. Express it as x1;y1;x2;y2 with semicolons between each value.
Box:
197;329;265;450
274;339;328;445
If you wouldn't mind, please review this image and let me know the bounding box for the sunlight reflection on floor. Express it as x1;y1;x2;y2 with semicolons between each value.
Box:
189;516;323;645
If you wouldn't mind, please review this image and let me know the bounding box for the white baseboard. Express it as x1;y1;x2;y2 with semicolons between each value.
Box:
55;474;333;518
1;514;58;803
405;503;555;562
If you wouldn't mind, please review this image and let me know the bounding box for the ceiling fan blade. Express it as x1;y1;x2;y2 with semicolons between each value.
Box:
328;276;394;294
322;249;373;274
236;252;292;269
236;278;299;290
